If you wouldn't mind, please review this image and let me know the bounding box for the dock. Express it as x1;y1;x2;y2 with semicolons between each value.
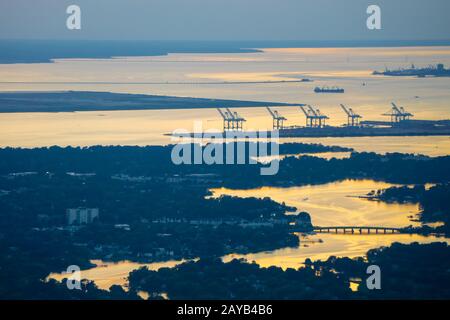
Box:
276;122;450;138
172;103;450;139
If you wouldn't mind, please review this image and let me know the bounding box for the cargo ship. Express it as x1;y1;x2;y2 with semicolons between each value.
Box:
314;86;344;93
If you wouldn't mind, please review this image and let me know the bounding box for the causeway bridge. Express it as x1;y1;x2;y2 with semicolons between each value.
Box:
314;226;404;234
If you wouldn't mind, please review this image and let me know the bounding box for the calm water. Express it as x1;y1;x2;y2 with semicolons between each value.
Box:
1;46;450;154
212;179;449;268
6;47;450;287
47;259;186;291
0;108;450;157
210;179;421;228
48;179;448;287
222;233;447;269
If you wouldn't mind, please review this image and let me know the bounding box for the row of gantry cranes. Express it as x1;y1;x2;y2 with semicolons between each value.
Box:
217;103;414;131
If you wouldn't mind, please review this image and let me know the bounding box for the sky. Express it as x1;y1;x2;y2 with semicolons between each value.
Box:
0;0;449;41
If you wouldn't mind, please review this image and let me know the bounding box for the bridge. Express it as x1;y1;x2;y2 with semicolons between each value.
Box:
314;226;404;234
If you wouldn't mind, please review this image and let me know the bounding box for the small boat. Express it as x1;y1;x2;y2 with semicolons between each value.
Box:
314;86;344;93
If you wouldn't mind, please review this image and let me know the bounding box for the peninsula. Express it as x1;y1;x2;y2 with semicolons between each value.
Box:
0;91;294;113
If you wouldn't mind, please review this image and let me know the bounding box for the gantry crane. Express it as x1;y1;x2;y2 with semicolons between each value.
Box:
307;105;329;128
392;102;413;121
217;108;233;131
299;105;316;127
226;107;246;131
266;107;287;130
340;104;362;127
382;102;414;123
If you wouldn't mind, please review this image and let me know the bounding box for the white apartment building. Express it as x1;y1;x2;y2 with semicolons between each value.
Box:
66;208;99;225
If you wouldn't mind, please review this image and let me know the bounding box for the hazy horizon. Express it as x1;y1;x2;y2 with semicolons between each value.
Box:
1;0;450;41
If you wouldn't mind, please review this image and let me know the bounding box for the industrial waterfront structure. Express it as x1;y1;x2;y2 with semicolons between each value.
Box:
217;108;246;131
266;107;287;130
299;105;329;128
209;103;450;138
382;102;414;123
340;104;362;127
373;63;450;77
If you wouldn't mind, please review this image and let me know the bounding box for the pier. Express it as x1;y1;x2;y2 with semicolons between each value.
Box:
314;226;403;234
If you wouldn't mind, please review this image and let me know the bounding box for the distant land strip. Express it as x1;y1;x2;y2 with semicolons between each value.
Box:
0;80;307;85
0;91;296;113
1;40;450;64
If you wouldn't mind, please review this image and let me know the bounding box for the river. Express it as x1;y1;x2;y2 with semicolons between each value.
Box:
211;179;448;268
47;179;448;289
47;259;186;292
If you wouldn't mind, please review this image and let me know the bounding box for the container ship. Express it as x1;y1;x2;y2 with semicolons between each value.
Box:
314;86;344;93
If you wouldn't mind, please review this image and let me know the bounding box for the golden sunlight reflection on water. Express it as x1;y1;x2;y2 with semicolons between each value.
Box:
0;109;449;158
7;46;450;289
213;179;449;269
47;259;186;291
1;46;450;151
222;233;448;270
210;179;421;227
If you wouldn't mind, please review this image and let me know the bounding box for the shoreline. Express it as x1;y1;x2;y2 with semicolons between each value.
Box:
170;128;450;139
0;90;295;113
2;39;450;64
